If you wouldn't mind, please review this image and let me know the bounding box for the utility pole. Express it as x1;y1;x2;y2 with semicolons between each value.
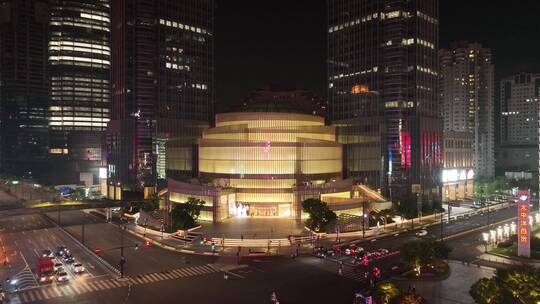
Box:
440;211;443;241
120;226;125;278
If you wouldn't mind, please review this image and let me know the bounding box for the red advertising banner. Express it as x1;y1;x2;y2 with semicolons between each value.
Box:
517;190;530;258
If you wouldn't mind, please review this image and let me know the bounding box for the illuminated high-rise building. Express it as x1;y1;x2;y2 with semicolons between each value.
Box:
48;0;111;184
107;0;214;191
0;0;50;177
327;0;442;200
440;42;494;178
499;72;540;178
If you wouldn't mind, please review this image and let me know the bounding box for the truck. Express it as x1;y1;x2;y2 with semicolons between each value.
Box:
36;257;54;283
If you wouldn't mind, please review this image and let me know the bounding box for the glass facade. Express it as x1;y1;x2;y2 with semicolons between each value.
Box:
47;0;111;183
0;1;50;177
107;0;214;190
328;0;442;200
199;112;342;218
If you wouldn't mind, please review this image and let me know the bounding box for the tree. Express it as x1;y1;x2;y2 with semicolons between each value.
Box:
496;267;540;303
302;198;337;232
400;240;452;275
397;195;418;219
375;282;401;303
141;194;160;212
470;267;540;304
470;278;513;304
170;197;205;230
401;293;426;304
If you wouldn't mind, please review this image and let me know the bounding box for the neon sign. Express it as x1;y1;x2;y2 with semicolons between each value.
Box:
517;190;530;258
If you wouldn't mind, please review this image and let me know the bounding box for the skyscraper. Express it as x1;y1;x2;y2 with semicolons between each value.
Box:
328;0;442;200
440;42;495;178
499;72;540;177
108;0;214;191
0;0;50;177
48;0;111;184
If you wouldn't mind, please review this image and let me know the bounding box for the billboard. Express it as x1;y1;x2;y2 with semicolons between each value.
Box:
517;190;530;258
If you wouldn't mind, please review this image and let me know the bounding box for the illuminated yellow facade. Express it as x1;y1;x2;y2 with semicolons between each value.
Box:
199;112;342;218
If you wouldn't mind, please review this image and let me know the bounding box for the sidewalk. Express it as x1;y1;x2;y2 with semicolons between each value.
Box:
119;201;514;257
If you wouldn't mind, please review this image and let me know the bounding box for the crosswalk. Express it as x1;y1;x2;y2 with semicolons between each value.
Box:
9;264;218;303
296;256;367;282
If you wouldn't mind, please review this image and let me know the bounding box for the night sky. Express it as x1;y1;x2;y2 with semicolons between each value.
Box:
215;0;540;112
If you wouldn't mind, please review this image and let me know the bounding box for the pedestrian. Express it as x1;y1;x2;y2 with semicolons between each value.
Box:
338;268;342;275
241;234;244;241
412;284;416;294
223;272;229;280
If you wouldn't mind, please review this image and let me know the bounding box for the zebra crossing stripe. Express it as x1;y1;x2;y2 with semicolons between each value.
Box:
42;288;53;299
185;268;198;276
95;280;108;290
27;290;36;302
70;284;83;294
173;269;189;278
161;272;175;280
109;279;123;288
152;273;165;281
52;286;63;297
89;282;101;291
146;273;158;282
20;293;29;303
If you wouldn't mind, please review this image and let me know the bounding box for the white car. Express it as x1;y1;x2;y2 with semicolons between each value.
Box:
53;262;63;272
56;271;69;282
416;229;428;237
71;262;85;273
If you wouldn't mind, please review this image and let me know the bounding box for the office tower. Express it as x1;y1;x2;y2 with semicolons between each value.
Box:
48;0;111;184
328;0;442;200
0;0;50;177
440;42;495;178
108;0;214;192
499;73;540;177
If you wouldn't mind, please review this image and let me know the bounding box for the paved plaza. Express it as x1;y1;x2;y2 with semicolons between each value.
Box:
199;217;306;239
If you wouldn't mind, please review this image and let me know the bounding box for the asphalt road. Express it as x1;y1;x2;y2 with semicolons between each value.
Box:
33;256;361;304
0;204;523;304
0;214;112;293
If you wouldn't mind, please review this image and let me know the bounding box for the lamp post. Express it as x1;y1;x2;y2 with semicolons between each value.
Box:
482;232;489;252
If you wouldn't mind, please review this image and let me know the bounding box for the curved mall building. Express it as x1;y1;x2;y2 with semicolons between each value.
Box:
199;112;342;218
166;107;389;222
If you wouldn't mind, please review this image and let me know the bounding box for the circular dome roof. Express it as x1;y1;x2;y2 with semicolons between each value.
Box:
237;100;312;114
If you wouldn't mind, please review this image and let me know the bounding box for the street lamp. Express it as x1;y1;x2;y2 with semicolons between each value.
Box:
510;221;516;235
496;226;503;242
482;232;489;252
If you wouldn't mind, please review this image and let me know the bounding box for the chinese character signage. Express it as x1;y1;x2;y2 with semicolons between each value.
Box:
517;190;530;258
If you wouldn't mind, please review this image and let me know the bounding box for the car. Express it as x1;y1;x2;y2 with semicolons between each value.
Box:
53;262;63;272
42;250;54;258
415;229;428;237
56;246;69;257
62;254;75;264
377;248;390;255
56;271;69;282
71;262;85;273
